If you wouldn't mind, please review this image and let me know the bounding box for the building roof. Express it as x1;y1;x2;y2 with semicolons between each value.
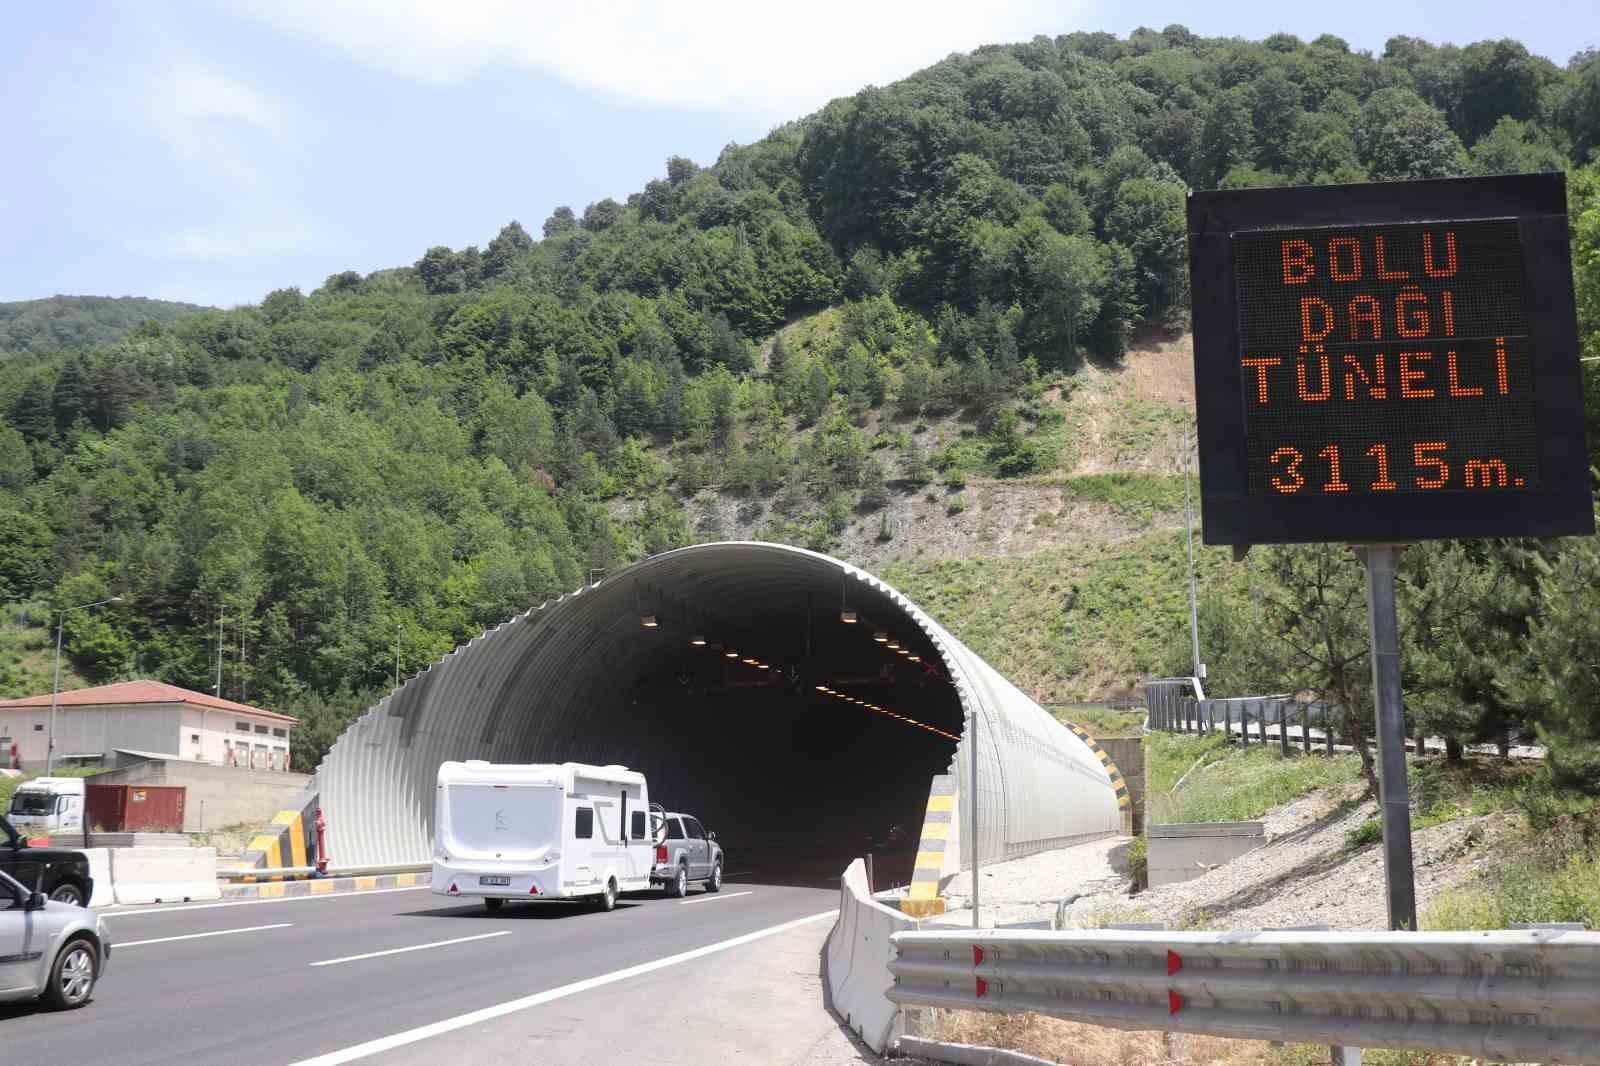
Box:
0;680;297;723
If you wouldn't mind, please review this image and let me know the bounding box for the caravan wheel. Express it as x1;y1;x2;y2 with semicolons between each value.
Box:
598;879;617;912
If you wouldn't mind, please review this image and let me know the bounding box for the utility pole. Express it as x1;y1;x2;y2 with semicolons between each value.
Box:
394;623;401;689
215;611;224;697
1182;426;1202;679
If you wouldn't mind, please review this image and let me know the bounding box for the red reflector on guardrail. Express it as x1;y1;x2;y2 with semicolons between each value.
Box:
1169;991;1182;1015
976;977;988;998
1167;950;1182;975
973;945;984;966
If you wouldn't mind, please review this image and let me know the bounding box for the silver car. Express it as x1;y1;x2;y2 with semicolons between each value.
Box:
0;868;109;1009
649;809;724;897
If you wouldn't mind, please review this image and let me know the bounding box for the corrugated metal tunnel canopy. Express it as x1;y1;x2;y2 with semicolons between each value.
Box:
317;542;1120;882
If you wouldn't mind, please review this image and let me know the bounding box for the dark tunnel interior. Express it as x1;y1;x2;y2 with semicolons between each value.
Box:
551;575;964;889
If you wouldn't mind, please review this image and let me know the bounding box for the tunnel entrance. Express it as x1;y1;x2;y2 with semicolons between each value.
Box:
539;563;963;888
317;543;1123;881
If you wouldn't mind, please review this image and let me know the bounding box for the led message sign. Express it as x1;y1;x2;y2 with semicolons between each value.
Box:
1187;174;1591;545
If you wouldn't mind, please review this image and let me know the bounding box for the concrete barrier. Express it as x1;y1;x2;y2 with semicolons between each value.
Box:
1147;821;1265;887
825;858;920;1054
109;846;221;904
82;848;113;908
239;788;319;878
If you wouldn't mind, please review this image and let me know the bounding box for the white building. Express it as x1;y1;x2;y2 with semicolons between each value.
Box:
0;679;297;772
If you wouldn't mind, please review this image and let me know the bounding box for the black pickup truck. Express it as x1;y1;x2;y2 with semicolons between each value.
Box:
0;813;93;905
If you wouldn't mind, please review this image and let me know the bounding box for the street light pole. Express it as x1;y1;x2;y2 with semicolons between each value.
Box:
47;596;122;774
1182;427;1202;679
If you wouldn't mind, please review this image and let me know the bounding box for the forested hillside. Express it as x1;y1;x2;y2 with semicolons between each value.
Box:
0;295;211;353
2;29;1598;771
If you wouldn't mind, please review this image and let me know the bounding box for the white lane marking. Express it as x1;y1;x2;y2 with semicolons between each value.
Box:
118;923;292;948
310;931;511;968
287;910;836;1066
103;885;431;918
678;891;753;905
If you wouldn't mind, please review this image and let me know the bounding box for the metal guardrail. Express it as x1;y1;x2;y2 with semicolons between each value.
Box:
887;927;1600;1063
217;862;430;881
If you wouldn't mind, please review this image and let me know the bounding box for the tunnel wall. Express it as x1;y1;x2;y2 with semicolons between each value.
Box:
313;542;1121;868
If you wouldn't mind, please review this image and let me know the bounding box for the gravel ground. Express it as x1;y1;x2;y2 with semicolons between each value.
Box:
922;835;1129;929
1064;788;1513;931
890;785;1514;935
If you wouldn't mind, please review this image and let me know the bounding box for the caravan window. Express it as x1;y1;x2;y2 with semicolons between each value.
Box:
631;810;646;840
575;807;594;839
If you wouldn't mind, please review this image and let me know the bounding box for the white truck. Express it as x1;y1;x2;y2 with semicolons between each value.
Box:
431;760;652;912
6;777;85;838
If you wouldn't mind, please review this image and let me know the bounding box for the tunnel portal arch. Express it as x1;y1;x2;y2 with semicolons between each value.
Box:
315;542;1120;879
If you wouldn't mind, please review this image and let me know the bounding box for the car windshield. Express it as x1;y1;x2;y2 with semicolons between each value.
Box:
8;792;53;816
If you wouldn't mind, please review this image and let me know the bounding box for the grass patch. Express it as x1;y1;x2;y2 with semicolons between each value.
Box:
1145;733;1361;825
882;529;1248;701
1423;841;1600;931
1060;472;1186;519
1053;705;1145;737
1408;756;1535;830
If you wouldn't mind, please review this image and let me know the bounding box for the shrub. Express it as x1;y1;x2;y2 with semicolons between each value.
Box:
1344;819;1382;849
1128;835;1148;891
947;495;967;516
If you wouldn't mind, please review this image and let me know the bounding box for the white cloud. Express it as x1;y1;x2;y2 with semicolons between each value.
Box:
145;63;291;189
131;63;330;265
232;0;1093;121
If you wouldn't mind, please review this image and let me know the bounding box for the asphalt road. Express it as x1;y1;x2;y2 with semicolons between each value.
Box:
0;878;839;1066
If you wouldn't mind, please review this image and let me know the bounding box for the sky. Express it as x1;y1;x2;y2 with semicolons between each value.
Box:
2;1;1596;309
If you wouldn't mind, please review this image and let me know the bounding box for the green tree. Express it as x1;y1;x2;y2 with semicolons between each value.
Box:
1355;88;1468;180
1102;176;1188;323
1556;50;1600;163
542;206;577;238
1468;117;1568;175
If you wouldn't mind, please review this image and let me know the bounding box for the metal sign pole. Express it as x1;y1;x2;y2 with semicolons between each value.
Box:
1357;545;1418;931
970;708;980;929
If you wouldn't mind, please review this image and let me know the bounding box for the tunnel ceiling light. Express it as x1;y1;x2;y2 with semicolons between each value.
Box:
724;649;739;659
815;685;828;692
874;632;889;643
742;657;757;665
640;613;659;628
757;663;770;670
886;640;900;650
840;609;857;624
690;635;706;646
896;648;910;656
909;655;922;663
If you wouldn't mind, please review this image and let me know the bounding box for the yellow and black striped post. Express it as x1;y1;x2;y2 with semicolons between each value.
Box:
1067;722;1132;817
902;774;957;918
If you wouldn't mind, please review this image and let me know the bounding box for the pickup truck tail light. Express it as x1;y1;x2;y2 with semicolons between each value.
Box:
654;845;667;864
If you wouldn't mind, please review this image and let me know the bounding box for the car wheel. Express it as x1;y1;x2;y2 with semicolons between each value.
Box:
669;864;688;898
48;882;85;907
706;862;722;893
598;879;617;912
484;897;505;913
43;937;97;1010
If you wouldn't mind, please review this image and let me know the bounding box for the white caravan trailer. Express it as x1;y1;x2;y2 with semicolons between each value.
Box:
431;760;651;912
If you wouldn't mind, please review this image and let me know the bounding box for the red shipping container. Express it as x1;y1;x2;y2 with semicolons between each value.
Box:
86;783;187;832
